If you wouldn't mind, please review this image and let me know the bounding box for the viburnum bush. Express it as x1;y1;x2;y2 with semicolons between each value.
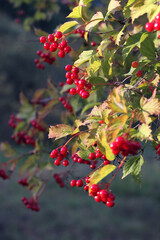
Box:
1;0;160;211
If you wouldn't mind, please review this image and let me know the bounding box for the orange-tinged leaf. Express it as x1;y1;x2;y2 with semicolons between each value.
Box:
48;124;73;140
108;87;127;113
88;164;116;193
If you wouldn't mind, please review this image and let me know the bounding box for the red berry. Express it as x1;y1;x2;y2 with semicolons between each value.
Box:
62;159;69;166
84;185;89;191
70;179;76;187
55;31;63;39
43;42;50;50
50;43;57;52
107;193;115;201
90;164;96;169
66;78;74;85
85;177;90;183
115;136;125;148
106;201;115;207
72;67;79;74
103;160;110;165
136;70;143;78
60;146;68;156
58;50;66;58
90;184;99;193
66;72;72;78
99;120;104;124
64;46;71;53
81;90;89;99
131;61;139;68
91;41;97;46
48;34;55;42
50;149;59;158
70;88;77;95
154;22;160;31
89;152;96;160
94;195;101;202
95;151;102;158
99;190;108;201
145;22;154;32
65;65;72;71
155;13;160;23
76;179;84;187
54;159;61;166
40;36;46;43
61;40;68;47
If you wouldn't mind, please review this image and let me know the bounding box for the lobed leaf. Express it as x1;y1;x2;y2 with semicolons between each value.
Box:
48;124;73;140
122;155;144;179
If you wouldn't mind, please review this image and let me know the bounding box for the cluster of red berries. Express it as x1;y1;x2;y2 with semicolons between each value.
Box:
50;146;69;167
12;131;35;146
64;64;92;99
70;178;115;207
88;148;111;165
0;169;9;180
53;174;65;188
156;144;160;156
8;114;22;128
131;61;143;78
71;153;98;170
18;177;29;186
21;197;40;211
73;29;85;38
30;120;46;132
40;31;71;58
34;50;56;69
145;12;160;38
110;136;141;156
58;96;73;113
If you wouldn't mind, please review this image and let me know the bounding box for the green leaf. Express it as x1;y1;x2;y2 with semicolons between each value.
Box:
77;149;91;160
122;33;141;62
87;56;102;77
67;6;82;19
140;92;160;115
81;102;101;115
122;155;144;179
48;124;73;140
85;11;104;32
88;164;116;190
140;32;156;60
58;21;78;33
74;50;94;67
0;142;17;158
137;123;153;141
89;77;106;85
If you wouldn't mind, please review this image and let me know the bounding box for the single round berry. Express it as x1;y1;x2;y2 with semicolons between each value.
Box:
58;50;66;58
50;149;59;158
91;41;97;46
131;61;139;68
99;120;104;124
76;179;84;187
70;88;77;95
107;192;115;201
72;67;79;74
62;159;69;167
136;70;143;78
55;31;63;39
60;146;68;156
94;195;101;202
154;22;160;31
90;164;96;169
115;136;125;148
54;159;61;166
91;184;99;193
81;90;90;99
65;65;72;71
103;160;110;165
47;34;55;42
64;46;71;53
89;152;96;160
40;36;46;43
99;190;108;201
43;42;50;50
106;201;115;207
70;179;76;187
84;185;89;191
145;22;154;32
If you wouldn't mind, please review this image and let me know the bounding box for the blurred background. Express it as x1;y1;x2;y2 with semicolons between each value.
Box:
0;1;160;240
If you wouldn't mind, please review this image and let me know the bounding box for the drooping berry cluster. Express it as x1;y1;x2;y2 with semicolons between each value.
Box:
71;153;98;170
30;120;46;132
156;144;160;156
50;147;69;167
145;12;160;38
0;169;9;180
18;177;29;186
58;96;73;113
8;114;22;128
12;131;35;146
21;197;40;211
64;64;93;99
110;136;141;156
34;50;56;69
53;174;65;187
40;31;71;59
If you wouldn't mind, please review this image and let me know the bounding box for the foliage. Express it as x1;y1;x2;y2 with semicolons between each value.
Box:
1;0;160;211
